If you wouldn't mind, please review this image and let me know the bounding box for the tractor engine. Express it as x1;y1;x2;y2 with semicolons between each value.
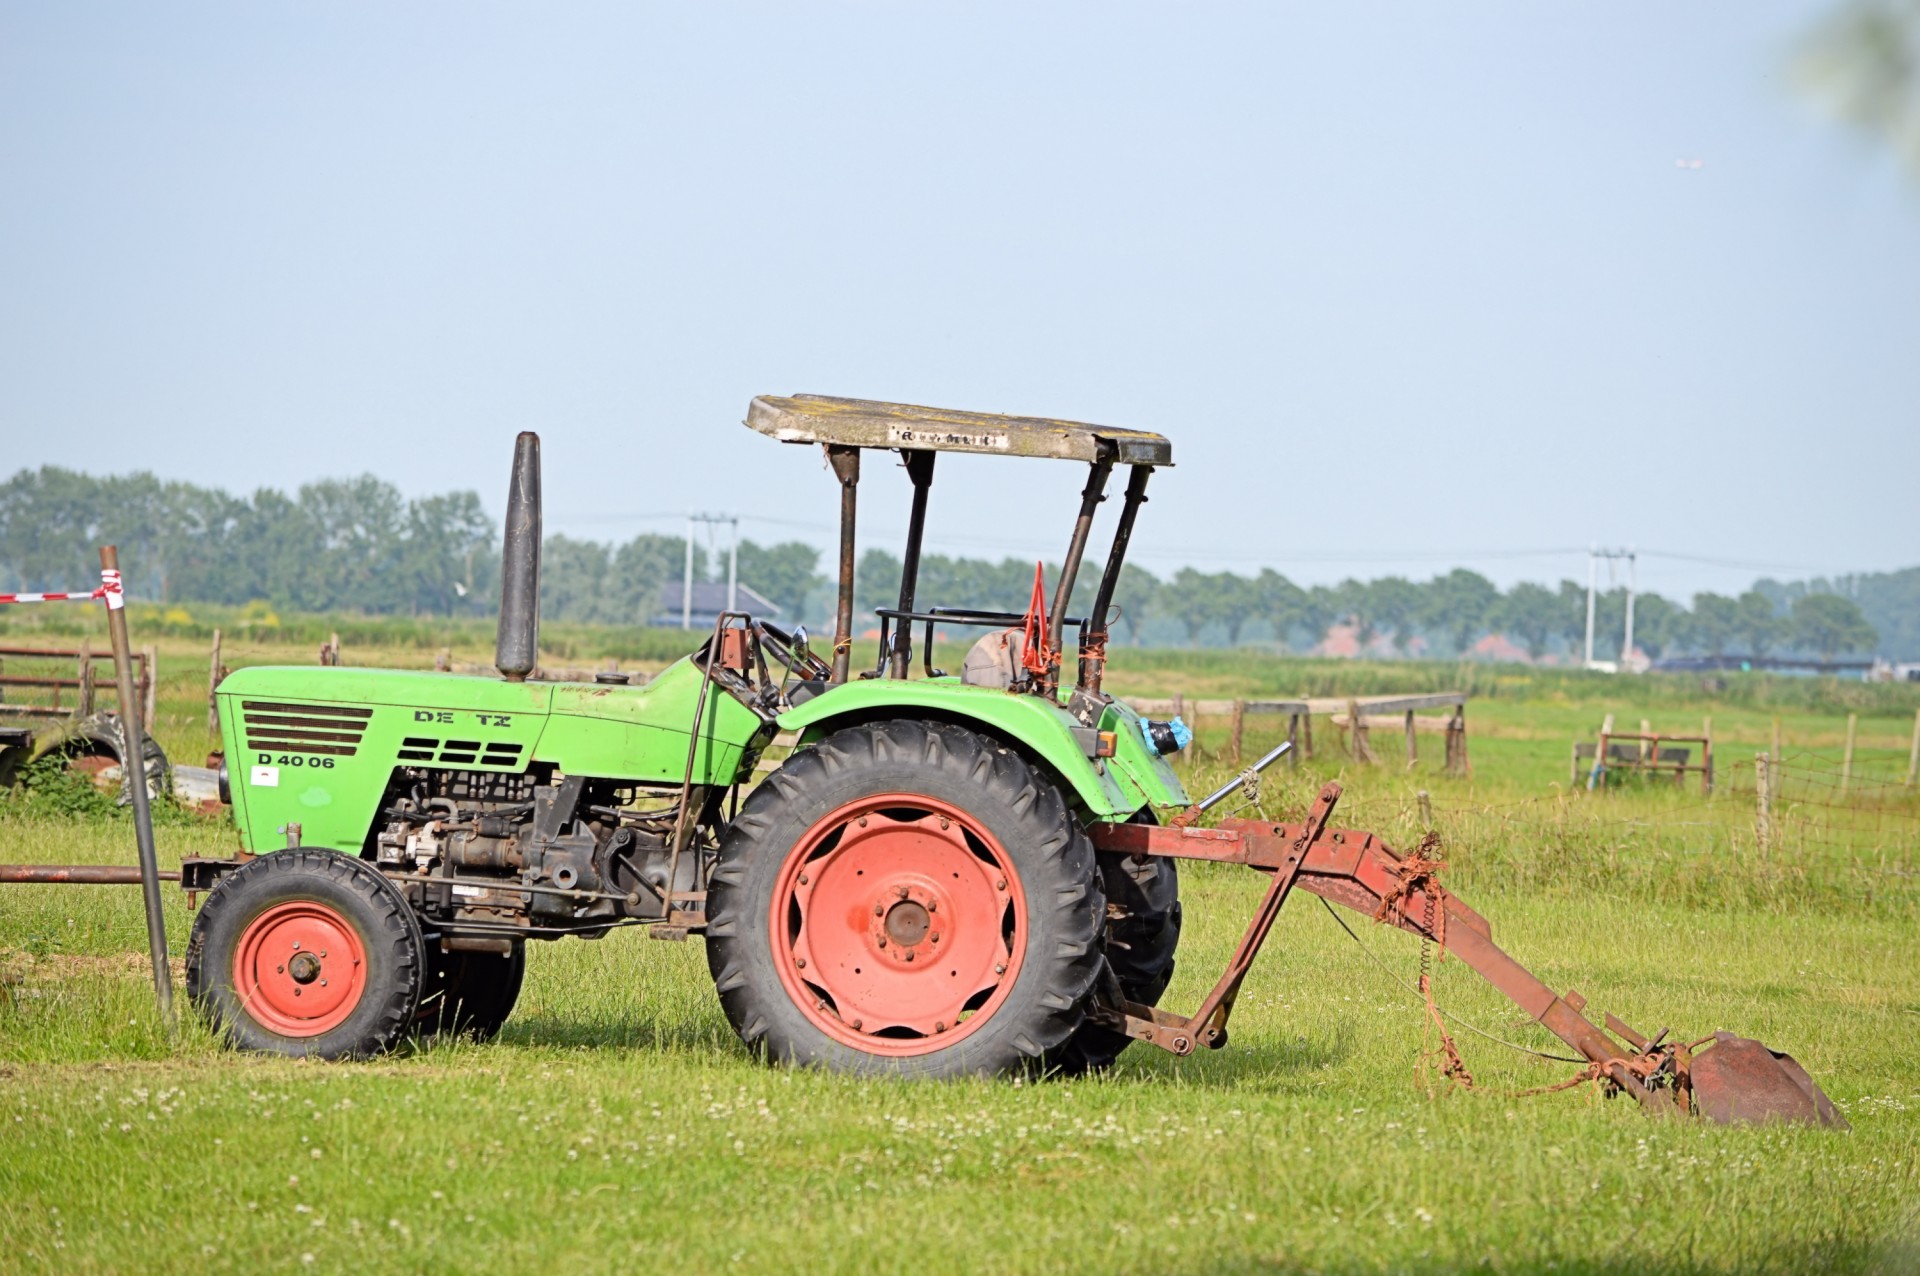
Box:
371;767;702;933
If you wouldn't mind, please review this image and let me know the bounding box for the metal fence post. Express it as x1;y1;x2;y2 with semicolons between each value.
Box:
99;546;172;1025
1841;713;1857;797
1906;708;1918;789
207;628;223;736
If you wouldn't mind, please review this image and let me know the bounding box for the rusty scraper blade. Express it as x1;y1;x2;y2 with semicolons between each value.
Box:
1689;1032;1849;1129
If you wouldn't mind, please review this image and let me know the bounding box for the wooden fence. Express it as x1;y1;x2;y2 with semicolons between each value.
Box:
1122;692;1469;775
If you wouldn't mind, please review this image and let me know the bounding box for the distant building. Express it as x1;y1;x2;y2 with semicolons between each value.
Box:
653;581;780;629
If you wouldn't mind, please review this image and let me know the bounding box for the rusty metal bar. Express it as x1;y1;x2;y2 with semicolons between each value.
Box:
826;445;860;684
1088;795;1675;1115
1044;453;1113;694
0;864;182;884
0;645;142;661
889;450;935;680
1079;464;1151;697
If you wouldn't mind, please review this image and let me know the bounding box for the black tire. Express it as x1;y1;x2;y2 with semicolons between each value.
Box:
705;720;1106;1079
185;848;425;1060
417;943;526;1042
70;711;171;808
1048;854;1182;1074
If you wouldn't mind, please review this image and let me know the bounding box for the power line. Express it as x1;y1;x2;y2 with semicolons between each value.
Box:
547;512;1877;581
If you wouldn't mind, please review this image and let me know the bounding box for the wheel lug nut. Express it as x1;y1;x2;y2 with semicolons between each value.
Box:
858;816;868;827
995;878;1007;891
939;817;949;830
291;941;301;950
930;934;940;944
874;904;884;916
795;958;807;969
895;885;909;899
276;965;285;974
935;1022;947;1033
994;963;1006;974
850;1020;862;1030
926;901;937;913
797;873;809;885
905;952;915;962
877;938;886;948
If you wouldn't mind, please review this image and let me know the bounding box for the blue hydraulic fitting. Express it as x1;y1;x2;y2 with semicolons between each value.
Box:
1140;715;1193;756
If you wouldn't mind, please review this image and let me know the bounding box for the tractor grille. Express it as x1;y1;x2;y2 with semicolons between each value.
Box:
396;737;526;770
241;700;372;757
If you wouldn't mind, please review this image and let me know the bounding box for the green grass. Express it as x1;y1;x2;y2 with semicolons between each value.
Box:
3;637;1919;1272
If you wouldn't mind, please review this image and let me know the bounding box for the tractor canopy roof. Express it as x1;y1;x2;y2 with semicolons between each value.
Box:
746;394;1173;466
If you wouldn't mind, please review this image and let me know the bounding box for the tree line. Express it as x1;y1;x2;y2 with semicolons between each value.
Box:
0;465;1901;661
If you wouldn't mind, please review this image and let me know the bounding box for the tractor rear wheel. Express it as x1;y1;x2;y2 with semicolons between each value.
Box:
418;942;526;1042
1048;854;1181;1074
705;720;1106;1079
185;849;425;1059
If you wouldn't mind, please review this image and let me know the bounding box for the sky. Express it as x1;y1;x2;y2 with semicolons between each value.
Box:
2;2;1915;605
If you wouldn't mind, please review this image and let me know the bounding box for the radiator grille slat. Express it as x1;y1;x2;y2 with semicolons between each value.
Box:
241;699;369;758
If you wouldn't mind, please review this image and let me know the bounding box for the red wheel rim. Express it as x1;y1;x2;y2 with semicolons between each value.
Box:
232;901;368;1038
771;793;1026;1056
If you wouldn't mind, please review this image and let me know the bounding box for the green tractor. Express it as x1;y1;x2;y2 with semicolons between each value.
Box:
179;396;1842;1124
188;397;1192;1076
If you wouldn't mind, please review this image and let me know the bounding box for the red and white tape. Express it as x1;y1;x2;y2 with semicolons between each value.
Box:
0;568;122;609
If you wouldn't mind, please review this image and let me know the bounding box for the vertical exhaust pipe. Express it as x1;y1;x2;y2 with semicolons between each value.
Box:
496;432;541;681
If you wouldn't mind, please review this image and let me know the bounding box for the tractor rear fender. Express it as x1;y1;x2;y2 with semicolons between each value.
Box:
776;681;1188;822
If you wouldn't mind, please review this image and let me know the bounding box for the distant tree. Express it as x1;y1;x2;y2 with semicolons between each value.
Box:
1303;584;1341;653
734;539;822;621
1333;578;1376;649
1494;581;1559;660
399;491;493;616
540;535;615;624
1207;572;1256;645
1255;568;1308;650
1629;592;1682;661
1736;590;1780;656
1790;593;1878;661
1556;580;1592;654
855;548;904;623
1690;592;1740;658
1421;569;1500;654
1106;562;1162;645
1795;0;1920;178
614;533;702;622
1165;567;1225;647
1368;576;1423;655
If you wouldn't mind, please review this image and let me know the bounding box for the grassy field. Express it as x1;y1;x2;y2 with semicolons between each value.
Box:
2;632;1918;1273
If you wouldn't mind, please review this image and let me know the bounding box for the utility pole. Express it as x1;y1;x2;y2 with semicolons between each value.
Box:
1620;548;1638;668
1584;546;1637;672
726;516;739;614
1584;547;1598;667
684;513;741;628
682;515;695;629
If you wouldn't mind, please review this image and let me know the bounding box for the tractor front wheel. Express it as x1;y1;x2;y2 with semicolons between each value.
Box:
186;849;425;1059
706;720;1105;1079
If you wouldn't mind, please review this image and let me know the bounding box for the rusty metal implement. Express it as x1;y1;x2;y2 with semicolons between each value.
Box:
1088;782;1846;1128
